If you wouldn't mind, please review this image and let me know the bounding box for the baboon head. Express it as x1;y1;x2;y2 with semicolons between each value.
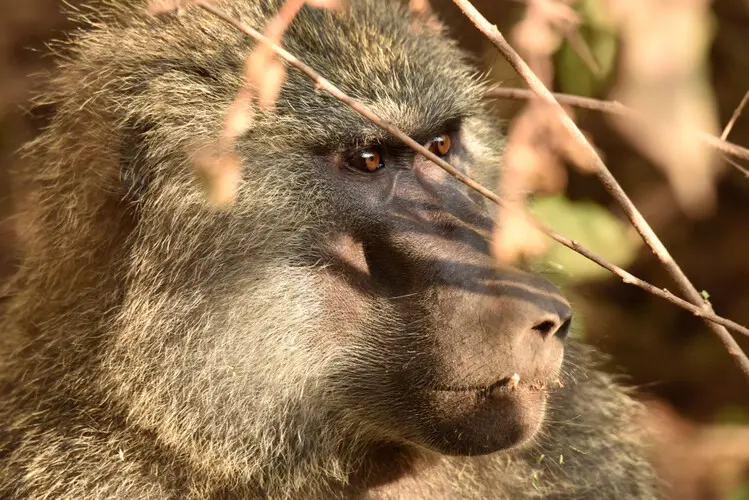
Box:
16;0;572;486
270;2;572;458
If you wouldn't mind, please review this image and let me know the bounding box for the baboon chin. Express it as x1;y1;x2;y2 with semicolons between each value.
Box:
421;382;549;455
0;0;659;498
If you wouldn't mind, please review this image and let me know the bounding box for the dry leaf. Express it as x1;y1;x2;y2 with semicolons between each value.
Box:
147;0;201;16
193;144;243;208
246;46;287;109
146;0;182;15
409;0;431;13
512;15;560;62
305;0;347;11
538;0;579;29
492;1;602;266
491;103;565;264
605;0;720;218
512;0;579;64
257;61;286;109
492;205;547;264
223;87;255;143
505;102;570;192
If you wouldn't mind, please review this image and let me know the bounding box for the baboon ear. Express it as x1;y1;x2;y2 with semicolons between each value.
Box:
120;118;155;203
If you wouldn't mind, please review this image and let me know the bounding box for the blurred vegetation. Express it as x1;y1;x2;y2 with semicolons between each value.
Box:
530;194;640;283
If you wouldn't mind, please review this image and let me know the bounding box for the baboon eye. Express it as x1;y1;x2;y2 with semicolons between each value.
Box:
427;133;451;157
346;147;384;173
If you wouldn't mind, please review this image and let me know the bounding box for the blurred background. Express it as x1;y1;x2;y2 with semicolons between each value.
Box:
1;0;748;497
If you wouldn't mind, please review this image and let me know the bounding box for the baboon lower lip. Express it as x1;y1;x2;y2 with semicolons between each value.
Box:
431;375;552;394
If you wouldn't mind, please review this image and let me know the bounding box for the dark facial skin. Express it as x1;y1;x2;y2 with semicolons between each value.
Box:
314;124;572;456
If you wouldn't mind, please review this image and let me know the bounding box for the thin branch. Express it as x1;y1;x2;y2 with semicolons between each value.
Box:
452;0;749;378
185;2;749;369
543;227;749;338
721;89;749;141
563;30;601;76
485;87;749;163
487;86;749;179
725;156;749;178
720;89;749;178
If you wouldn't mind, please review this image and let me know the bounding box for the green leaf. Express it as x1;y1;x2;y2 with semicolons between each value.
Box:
555;0;618;97
729;481;749;500
529;195;640;284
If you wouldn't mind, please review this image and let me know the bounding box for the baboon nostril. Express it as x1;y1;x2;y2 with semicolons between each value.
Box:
532;317;572;340
555;318;571;340
532;320;558;338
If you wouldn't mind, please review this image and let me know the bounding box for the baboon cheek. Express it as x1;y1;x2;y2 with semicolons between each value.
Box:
419;386;547;456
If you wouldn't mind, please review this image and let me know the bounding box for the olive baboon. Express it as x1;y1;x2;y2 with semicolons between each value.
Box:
0;0;659;498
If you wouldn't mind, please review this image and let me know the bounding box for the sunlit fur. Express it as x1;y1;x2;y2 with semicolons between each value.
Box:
0;1;658;498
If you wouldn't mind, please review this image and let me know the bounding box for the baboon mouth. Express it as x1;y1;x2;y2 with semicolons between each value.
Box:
421;373;555;455
432;374;556;395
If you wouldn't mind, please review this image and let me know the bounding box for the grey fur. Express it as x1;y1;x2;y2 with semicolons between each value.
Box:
0;0;660;498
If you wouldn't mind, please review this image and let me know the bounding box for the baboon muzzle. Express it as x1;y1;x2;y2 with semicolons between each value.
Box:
349;167;572;454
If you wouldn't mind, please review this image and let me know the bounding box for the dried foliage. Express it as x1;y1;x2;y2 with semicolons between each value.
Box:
605;0;721;218
409;0;431;13
191;144;243;207
147;0;198;16
492;0;595;264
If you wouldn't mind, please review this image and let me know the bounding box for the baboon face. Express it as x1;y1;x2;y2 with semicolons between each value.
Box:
103;0;572;465
241;4;574;457
315;134;571;455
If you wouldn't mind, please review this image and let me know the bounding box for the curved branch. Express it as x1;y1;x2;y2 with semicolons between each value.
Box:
485;87;749;163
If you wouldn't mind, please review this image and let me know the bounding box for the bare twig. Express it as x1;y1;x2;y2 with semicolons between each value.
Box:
542;226;749;338
452;0;749;377
178;2;749;368
721;89;749;141
725;157;749;178
563;30;601;76
720;90;749;178
485;87;749;163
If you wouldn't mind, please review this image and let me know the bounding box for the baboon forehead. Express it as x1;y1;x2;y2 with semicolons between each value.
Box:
64;1;484;148
276;0;484;138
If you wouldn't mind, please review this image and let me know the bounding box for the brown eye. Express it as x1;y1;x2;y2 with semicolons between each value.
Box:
346;147;384;173
428;133;451;157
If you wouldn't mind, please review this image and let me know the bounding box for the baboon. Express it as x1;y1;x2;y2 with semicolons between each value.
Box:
0;0;659;498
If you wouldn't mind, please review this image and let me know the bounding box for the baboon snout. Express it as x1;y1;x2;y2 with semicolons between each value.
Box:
357;212;571;381
431;265;571;380
337;165;572;383
402;254;573;455
492;271;573;343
